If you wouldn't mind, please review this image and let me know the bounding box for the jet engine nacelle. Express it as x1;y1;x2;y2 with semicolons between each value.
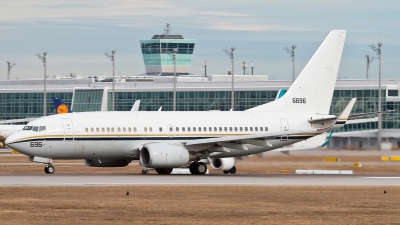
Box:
83;159;130;167
210;157;235;171
140;143;194;168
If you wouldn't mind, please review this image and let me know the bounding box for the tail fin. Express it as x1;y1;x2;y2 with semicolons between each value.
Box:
53;97;72;114
248;30;346;114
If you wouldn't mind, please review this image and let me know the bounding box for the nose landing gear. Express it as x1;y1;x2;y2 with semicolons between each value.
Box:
44;165;55;174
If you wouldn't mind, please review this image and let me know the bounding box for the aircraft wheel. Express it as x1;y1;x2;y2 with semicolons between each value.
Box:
45;165;55;174
229;166;236;174
223;170;229;174
141;169;149;174
189;163;196;174
156;168;173;175
194;162;207;175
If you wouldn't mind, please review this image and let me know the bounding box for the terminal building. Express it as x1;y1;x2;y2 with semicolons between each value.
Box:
1;25;399;150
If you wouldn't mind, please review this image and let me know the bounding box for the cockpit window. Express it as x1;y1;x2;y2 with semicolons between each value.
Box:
32;126;39;132
23;126;33;130
39;126;46;132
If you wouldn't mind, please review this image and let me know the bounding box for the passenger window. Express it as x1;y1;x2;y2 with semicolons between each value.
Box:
32;126;38;132
193;127;196;132
224;127;227;131
265;127;268;131
123;127;126;132
235;127;238;131
204;127;206;131
182;127;185;132
133;127;137;132
245;127;248;131
229;127;232;132
176;127;179;132
85;128;88;132
101;128;105;132
159;127;162;132
107;127;110;132
214;127;217;132
111;127;114;132
209;127;212;132
188;127;191;132
169;127;173;132
118;127;121;132
144;127;147;132
255;127;258;131
250;127;253;132
199;127;202;131
39;126;46;132
219;127;222;131
240;127;243;132
149;127;152;132
96;128;99;132
90;128;94;132
128;127;131;132
260;127;263;131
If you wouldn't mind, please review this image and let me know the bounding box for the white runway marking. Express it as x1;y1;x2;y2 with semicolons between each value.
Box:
364;177;400;179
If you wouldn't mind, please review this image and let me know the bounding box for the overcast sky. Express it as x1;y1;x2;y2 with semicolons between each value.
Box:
1;0;399;80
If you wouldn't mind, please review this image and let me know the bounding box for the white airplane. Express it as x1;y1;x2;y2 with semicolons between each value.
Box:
6;30;352;175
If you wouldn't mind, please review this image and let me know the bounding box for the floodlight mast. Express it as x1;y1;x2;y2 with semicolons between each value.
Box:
370;42;383;150
365;54;375;79
242;62;247;75
104;50;116;111
6;61;16;80
284;45;296;82
204;60;207;77
251;61;254;75
223;47;235;111
36;52;47;116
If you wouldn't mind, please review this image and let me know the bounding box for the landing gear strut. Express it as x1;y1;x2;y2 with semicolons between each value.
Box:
44;165;55;174
189;162;207;175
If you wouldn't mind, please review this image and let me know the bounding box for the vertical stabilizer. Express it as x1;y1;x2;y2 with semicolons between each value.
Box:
248;30;346;114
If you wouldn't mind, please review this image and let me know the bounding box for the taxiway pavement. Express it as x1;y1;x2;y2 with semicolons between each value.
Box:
1;174;400;186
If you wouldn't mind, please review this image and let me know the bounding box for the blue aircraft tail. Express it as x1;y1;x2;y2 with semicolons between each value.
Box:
53;97;72;114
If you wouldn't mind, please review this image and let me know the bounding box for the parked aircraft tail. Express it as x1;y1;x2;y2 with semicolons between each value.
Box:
53;97;72;114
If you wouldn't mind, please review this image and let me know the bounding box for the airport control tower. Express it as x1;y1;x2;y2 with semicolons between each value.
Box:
140;24;196;76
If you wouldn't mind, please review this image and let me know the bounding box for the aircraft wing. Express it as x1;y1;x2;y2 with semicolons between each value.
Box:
185;129;319;148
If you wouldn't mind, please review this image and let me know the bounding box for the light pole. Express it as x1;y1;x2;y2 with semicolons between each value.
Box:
223;47;235;111
36;52;47;116
284;45;296;82
365;54;375;79
104;50;116;111
251;61;254;75
173;48;177;111
6;61;16;80
242;62;247;75
370;42;383;150
204;60;207;77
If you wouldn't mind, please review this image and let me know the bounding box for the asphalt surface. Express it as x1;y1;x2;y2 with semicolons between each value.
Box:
1;174;400;186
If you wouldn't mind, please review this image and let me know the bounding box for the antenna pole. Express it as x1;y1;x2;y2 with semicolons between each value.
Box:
104;50;116;111
370;42;383;150
36;52;47;116
284;45;296;82
224;47;235;111
6;61;16;80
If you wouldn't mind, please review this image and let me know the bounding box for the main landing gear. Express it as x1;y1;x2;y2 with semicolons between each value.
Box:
189;162;207;175
44;164;55;174
223;166;237;174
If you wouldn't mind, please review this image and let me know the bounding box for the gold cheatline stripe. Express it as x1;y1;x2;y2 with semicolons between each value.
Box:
11;132;317;143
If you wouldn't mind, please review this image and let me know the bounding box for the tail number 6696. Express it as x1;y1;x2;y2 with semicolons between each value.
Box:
292;98;306;104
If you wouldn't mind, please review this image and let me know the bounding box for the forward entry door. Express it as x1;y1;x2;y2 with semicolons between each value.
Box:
61;118;74;141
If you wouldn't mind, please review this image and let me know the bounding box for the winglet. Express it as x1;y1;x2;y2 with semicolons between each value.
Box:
131;100;141;111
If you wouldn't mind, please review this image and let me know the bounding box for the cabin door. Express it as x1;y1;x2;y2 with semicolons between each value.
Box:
280;118;289;141
61;118;74;141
